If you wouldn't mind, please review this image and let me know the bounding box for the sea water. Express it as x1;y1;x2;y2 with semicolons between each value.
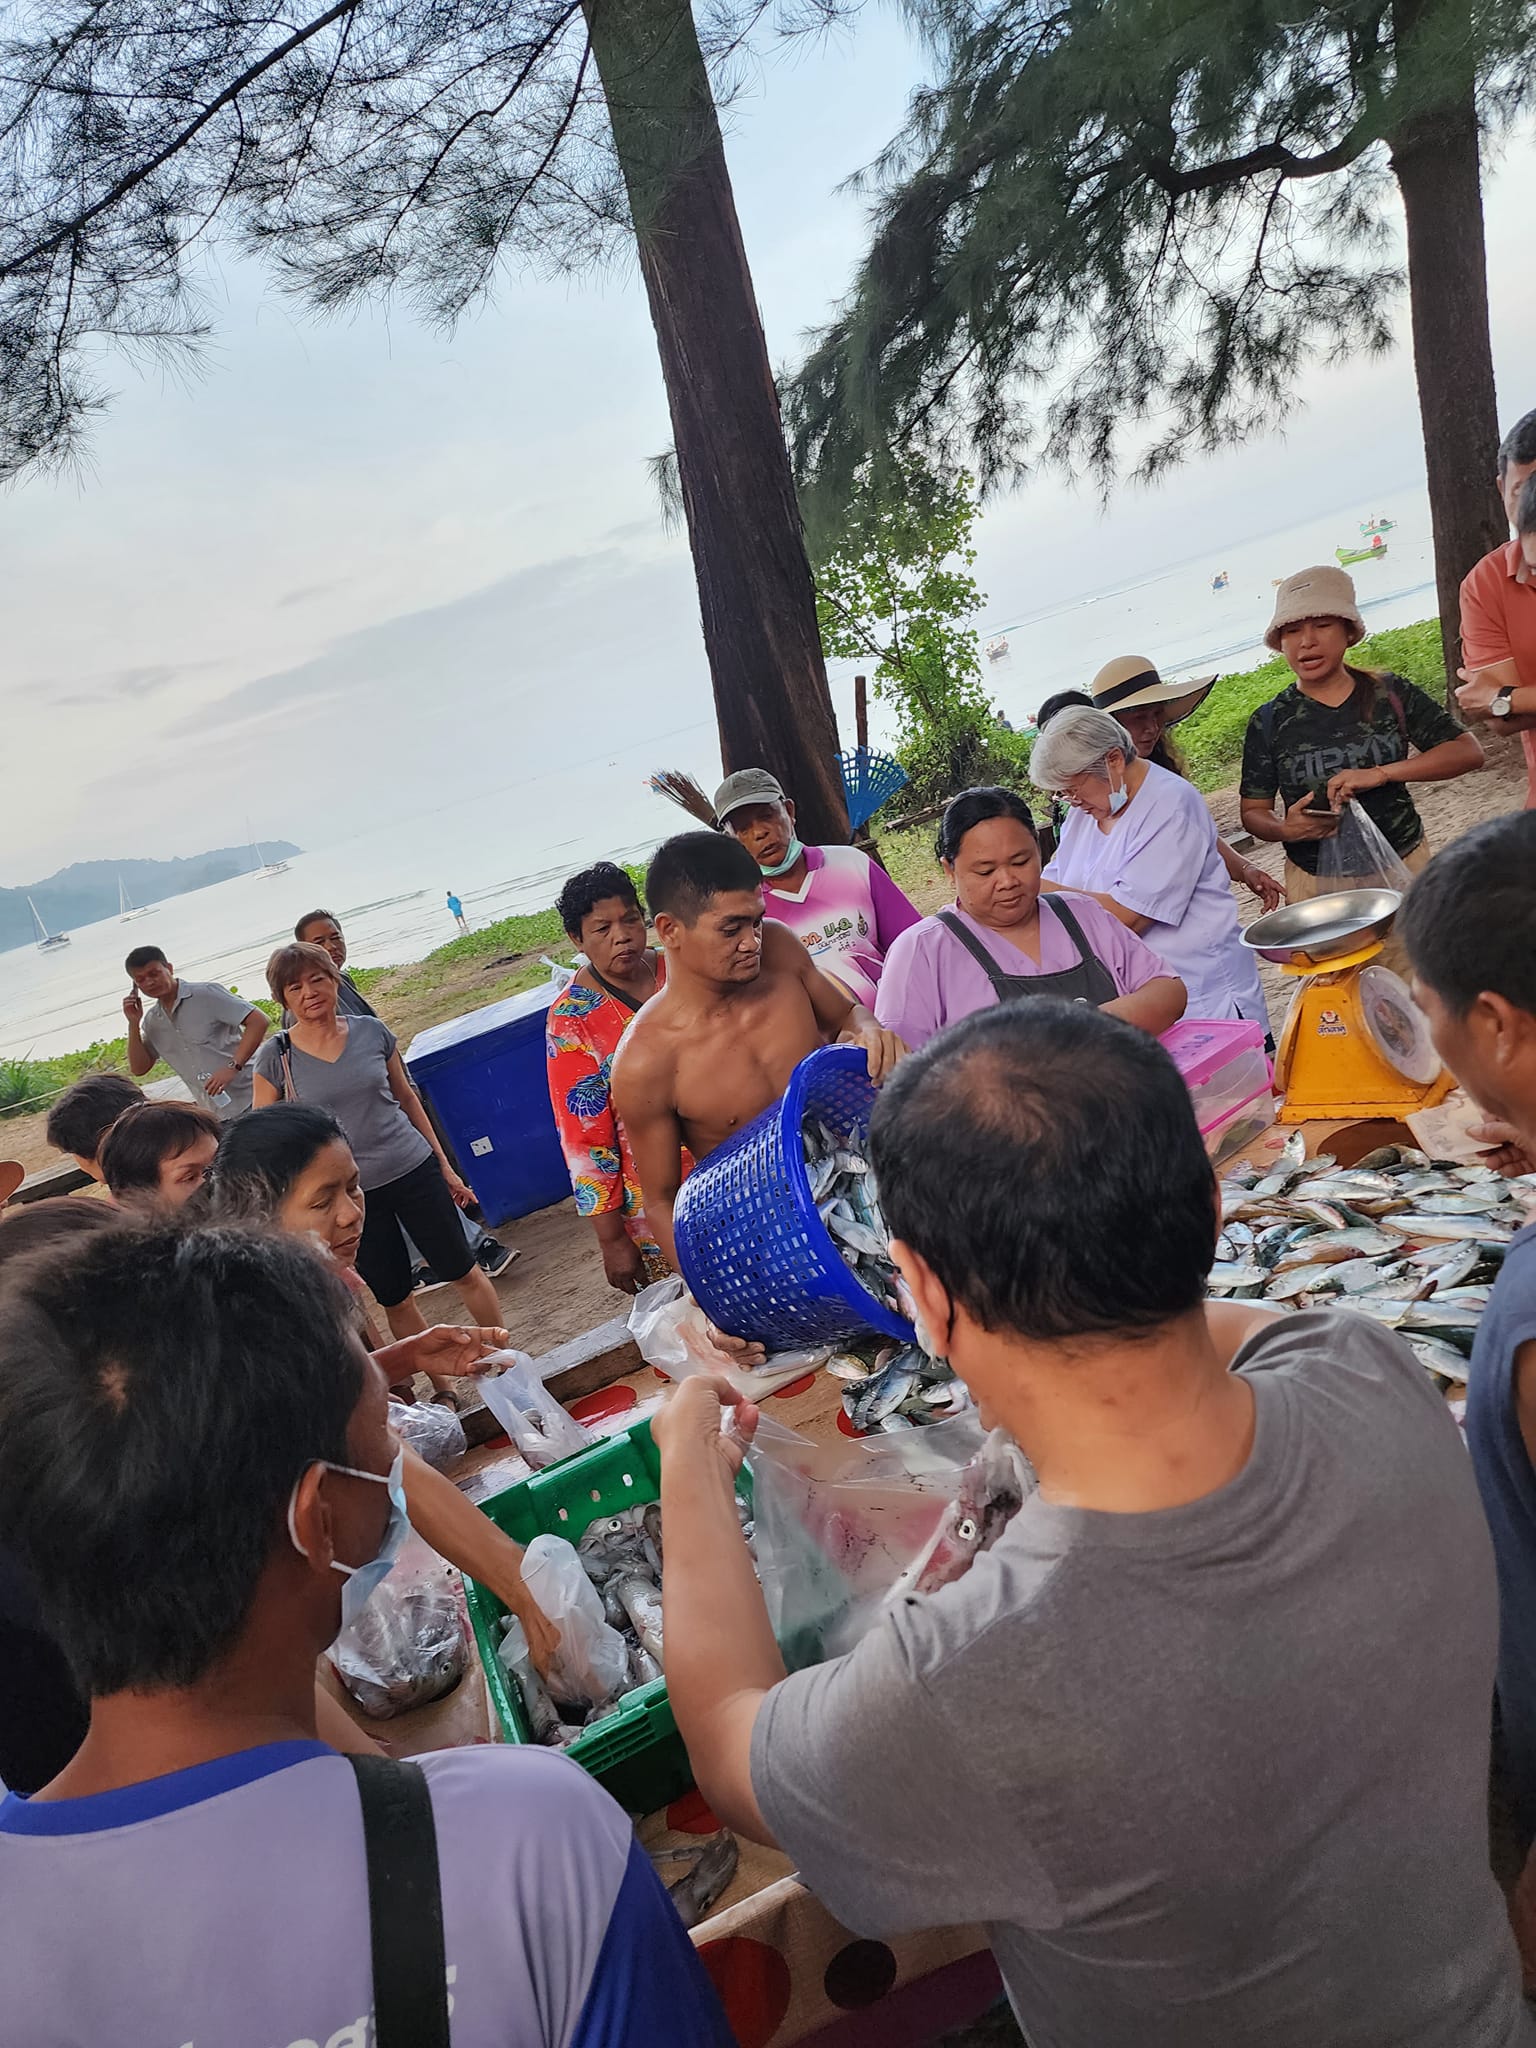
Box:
0;487;1439;1064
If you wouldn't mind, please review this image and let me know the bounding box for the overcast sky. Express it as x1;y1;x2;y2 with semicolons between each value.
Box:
3;13;1533;882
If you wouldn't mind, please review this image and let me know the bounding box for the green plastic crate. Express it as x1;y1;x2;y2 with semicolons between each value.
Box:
463;1414;749;1815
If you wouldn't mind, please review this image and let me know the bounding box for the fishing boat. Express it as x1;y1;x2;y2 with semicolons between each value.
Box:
1359;516;1397;537
985;636;1010;662
1211;571;1230;592
118;875;153;923
1336;539;1388;567
248;831;289;879
30;897;70;952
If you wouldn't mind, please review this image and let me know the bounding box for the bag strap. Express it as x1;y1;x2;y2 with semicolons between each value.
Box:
347;1754;451;2048
276;1030;298;1104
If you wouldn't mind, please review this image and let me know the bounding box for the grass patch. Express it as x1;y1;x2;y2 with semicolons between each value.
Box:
1176;616;1447;791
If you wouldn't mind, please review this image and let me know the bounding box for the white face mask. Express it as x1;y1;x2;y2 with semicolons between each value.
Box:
1107;779;1129;816
288;1448;409;1634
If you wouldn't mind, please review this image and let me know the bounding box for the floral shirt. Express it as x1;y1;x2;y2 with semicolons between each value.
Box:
545;962;672;1272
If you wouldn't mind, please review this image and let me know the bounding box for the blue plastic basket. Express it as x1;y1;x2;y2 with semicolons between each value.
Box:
672;1045;915;1348
838;747;908;831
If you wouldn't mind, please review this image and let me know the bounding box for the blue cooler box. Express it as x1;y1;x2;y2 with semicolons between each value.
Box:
405;983;572;1227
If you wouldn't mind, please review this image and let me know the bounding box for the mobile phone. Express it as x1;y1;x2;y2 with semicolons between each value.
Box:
1303;796;1334;817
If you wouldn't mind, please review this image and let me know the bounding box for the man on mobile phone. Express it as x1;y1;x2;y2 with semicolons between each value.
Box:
123;946;268;1120
1458;410;1536;808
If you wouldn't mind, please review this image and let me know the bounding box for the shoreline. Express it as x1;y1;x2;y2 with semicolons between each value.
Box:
0;610;1466;1153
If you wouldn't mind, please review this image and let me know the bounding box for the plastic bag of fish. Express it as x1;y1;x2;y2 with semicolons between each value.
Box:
1211;1135;1536;1387
497;1496;756;1748
477;1350;596;1472
329;1541;469;1718
627;1275;831;1396
747;1410;1028;1667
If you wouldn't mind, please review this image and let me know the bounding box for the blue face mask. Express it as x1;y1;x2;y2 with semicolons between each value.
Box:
289;1447;410;1634
759;836;804;879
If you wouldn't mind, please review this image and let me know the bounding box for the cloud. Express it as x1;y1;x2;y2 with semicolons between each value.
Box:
53;661;199;707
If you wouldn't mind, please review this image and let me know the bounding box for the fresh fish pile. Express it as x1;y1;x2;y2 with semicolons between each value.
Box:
828;1341;970;1434
803;1116;965;1433
498;1498;756;1746
802;1119;905;1319
1212;1135;1535;1387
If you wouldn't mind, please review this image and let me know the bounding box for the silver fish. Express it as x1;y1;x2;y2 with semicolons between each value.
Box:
1209;1262;1269;1292
827;1353;872;1382
613;1574;665;1670
1384;1213;1512;1242
900;1431;1035;1596
1266;1263;1343;1300
1407;1335;1470;1382
652;1832;740;1931
848;1349;922;1429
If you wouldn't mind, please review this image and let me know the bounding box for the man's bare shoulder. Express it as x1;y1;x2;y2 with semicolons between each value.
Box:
760;918;815;979
612;988;682;1090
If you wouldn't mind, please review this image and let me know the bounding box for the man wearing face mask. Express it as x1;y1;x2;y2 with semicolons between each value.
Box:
0;1223;733;2047
715;769;922;1005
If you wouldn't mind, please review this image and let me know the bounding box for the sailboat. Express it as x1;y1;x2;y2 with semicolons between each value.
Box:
30;897;70;952
248;827;289;880
118;875;153;923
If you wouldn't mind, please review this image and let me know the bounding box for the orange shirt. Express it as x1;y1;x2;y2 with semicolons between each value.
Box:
1460;538;1536;808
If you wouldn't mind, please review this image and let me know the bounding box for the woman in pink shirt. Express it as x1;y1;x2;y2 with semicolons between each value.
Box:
714;768;921;1005
874;787;1186;1052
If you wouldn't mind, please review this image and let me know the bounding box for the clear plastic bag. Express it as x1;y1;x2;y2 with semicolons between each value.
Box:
1315;799;1415;895
328;1539;469;1718
476;1350;593;1470
628;1276;830;1397
746;1408;993;1669
387;1397;467;1473
519;1533;631;1709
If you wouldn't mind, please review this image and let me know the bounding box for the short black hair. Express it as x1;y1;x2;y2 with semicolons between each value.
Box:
0;1198;122;1277
870;1002;1215;1343
124;944;169;975
0;1222;364;1696
1518;472;1536;538
556;862;642;941
99;1100;221;1198
208;1103;350;1216
1499;409;1536;477
294;908;340;941
646;831;762;924
1034;689;1094;730
1400;813;1536;1018
45;1072;141;1161
935;785;1037;864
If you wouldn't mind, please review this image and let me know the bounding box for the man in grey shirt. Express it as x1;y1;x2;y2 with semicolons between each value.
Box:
655;1001;1533;2048
124;946;268;1120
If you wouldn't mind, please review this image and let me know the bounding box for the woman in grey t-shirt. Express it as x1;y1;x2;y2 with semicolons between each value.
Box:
252;942;506;1338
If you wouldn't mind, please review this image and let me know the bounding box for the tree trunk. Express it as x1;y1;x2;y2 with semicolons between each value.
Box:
1389;10;1505;696
583;0;849;843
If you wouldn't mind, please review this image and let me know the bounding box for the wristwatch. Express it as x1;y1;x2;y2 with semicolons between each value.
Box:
1490;686;1516;718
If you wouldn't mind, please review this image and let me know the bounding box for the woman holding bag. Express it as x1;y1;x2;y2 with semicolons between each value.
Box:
251;942;505;1338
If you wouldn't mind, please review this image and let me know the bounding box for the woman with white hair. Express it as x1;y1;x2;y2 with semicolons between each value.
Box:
1032;705;1268;1026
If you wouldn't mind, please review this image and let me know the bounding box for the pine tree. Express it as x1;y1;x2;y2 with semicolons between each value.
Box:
788;0;1536;685
0;0;852;840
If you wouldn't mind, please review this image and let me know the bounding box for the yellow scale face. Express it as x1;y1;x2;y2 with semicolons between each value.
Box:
1273;946;1452;1125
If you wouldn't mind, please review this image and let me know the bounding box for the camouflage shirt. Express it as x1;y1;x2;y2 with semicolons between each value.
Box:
1239;670;1463;875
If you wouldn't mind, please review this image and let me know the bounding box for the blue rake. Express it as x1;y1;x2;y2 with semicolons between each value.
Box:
837;747;908;830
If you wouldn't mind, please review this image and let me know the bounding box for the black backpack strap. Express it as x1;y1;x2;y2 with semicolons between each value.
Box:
347;1755;451;2048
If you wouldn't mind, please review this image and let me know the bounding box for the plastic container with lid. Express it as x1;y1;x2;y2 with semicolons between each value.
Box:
1161;1019;1272;1146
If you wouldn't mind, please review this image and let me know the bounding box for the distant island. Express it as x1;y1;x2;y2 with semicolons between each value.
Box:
1;843;303;955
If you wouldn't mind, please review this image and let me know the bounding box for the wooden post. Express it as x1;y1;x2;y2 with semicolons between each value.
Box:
854;674;869;754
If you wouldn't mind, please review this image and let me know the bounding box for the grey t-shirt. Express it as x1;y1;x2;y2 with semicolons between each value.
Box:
142;979;259;1120
252;1014;430;1191
751;1311;1531;2048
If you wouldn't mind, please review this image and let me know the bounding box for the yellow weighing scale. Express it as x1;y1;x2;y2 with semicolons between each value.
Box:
1241;888;1452;1125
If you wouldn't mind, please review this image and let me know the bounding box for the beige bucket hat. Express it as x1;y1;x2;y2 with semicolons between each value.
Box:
1265;565;1365;651
1090;655;1216;727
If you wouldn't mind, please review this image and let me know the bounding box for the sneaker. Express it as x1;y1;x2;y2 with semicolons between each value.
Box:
475;1239;518;1279
410;1263;454;1296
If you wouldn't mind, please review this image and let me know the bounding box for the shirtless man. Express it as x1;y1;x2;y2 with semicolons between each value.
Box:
612;831;904;1277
